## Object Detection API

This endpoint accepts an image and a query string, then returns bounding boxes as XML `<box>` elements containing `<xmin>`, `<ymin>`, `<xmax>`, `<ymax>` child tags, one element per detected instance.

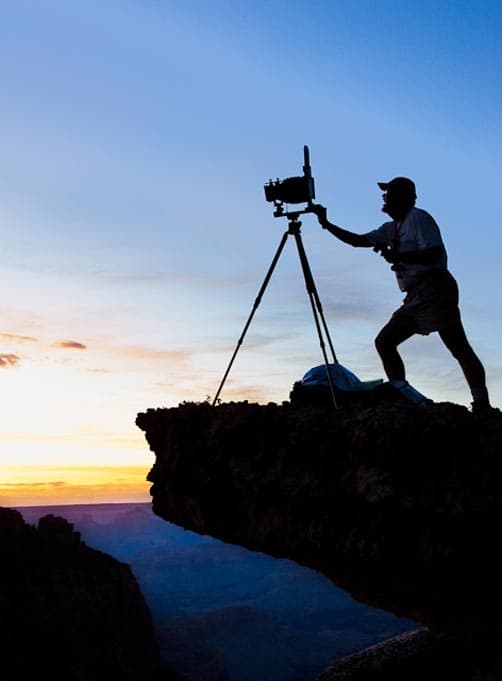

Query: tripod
<box><xmin>212</xmin><ymin>211</ymin><xmax>339</xmax><ymax>408</ymax></box>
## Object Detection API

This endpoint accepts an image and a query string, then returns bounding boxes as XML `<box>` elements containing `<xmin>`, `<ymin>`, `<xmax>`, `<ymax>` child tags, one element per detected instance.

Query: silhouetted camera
<box><xmin>264</xmin><ymin>146</ymin><xmax>315</xmax><ymax>208</ymax></box>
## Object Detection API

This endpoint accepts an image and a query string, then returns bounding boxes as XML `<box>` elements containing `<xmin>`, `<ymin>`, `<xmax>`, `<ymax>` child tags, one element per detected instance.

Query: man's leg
<box><xmin>374</xmin><ymin>313</ymin><xmax>418</xmax><ymax>381</ymax></box>
<box><xmin>438</xmin><ymin>321</ymin><xmax>490</xmax><ymax>407</ymax></box>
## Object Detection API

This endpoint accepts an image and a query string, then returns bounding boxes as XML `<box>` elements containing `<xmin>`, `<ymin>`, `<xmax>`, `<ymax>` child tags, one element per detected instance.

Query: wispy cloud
<box><xmin>99</xmin><ymin>271</ymin><xmax>255</xmax><ymax>288</ymax></box>
<box><xmin>112</xmin><ymin>344</ymin><xmax>191</xmax><ymax>363</ymax></box>
<box><xmin>0</xmin><ymin>353</ymin><xmax>21</xmax><ymax>368</ymax></box>
<box><xmin>324</xmin><ymin>298</ymin><xmax>391</xmax><ymax>323</ymax></box>
<box><xmin>212</xmin><ymin>382</ymin><xmax>279</xmax><ymax>404</ymax></box>
<box><xmin>54</xmin><ymin>340</ymin><xmax>87</xmax><ymax>350</ymax></box>
<box><xmin>0</xmin><ymin>332</ymin><xmax>38</xmax><ymax>343</ymax></box>
<box><xmin>1</xmin><ymin>480</ymin><xmax>66</xmax><ymax>489</ymax></box>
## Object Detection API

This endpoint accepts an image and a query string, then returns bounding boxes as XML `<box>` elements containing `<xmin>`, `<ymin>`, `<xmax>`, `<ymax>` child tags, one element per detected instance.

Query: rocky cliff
<box><xmin>136</xmin><ymin>399</ymin><xmax>502</xmax><ymax>677</ymax></box>
<box><xmin>0</xmin><ymin>507</ymin><xmax>185</xmax><ymax>681</ymax></box>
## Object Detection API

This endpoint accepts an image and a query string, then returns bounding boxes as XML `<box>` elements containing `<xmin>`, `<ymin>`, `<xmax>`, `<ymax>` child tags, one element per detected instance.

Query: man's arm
<box><xmin>311</xmin><ymin>204</ymin><xmax>372</xmax><ymax>248</ymax></box>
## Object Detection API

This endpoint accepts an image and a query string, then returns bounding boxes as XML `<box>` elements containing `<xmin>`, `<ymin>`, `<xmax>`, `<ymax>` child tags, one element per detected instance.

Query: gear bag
<box><xmin>289</xmin><ymin>363</ymin><xmax>428</xmax><ymax>407</ymax></box>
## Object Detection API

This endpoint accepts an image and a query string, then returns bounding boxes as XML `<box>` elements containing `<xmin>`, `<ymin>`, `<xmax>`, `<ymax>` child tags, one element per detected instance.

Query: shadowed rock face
<box><xmin>136</xmin><ymin>400</ymin><xmax>502</xmax><ymax>650</ymax></box>
<box><xmin>0</xmin><ymin>507</ymin><xmax>184</xmax><ymax>681</ymax></box>
<box><xmin>316</xmin><ymin>628</ymin><xmax>487</xmax><ymax>681</ymax></box>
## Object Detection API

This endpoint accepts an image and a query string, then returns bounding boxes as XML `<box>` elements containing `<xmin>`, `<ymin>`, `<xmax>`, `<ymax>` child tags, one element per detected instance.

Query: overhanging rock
<box><xmin>136</xmin><ymin>400</ymin><xmax>502</xmax><ymax>648</ymax></box>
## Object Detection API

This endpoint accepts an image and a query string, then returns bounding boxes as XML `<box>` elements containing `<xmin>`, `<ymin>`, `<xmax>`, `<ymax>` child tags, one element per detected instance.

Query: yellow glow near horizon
<box><xmin>0</xmin><ymin>464</ymin><xmax>151</xmax><ymax>507</ymax></box>
<box><xmin>0</xmin><ymin>343</ymin><xmax>211</xmax><ymax>507</ymax></box>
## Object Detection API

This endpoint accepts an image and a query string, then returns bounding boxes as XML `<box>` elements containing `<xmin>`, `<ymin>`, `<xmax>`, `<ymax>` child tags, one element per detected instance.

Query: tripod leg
<box><xmin>293</xmin><ymin>230</ymin><xmax>338</xmax><ymax>364</ymax></box>
<box><xmin>212</xmin><ymin>229</ymin><xmax>290</xmax><ymax>406</ymax></box>
<box><xmin>293</xmin><ymin>229</ymin><xmax>339</xmax><ymax>409</ymax></box>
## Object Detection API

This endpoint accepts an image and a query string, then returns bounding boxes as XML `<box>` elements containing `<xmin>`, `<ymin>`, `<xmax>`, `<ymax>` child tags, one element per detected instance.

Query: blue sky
<box><xmin>0</xmin><ymin>1</ymin><xmax>501</xmax><ymax>502</ymax></box>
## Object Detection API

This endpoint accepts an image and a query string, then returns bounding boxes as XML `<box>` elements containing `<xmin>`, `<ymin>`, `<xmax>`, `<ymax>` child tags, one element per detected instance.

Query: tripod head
<box><xmin>271</xmin><ymin>203</ymin><xmax>313</xmax><ymax>220</ymax></box>
<box><xmin>264</xmin><ymin>145</ymin><xmax>316</xmax><ymax>219</ymax></box>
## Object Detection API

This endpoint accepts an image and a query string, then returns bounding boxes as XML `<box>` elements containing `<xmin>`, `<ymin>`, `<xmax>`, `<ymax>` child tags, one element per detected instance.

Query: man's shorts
<box><xmin>389</xmin><ymin>270</ymin><xmax>461</xmax><ymax>336</ymax></box>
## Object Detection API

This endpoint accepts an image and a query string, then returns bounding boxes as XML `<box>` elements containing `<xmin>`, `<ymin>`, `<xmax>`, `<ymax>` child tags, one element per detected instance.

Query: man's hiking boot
<box><xmin>471</xmin><ymin>400</ymin><xmax>499</xmax><ymax>415</ymax></box>
<box><xmin>389</xmin><ymin>379</ymin><xmax>429</xmax><ymax>406</ymax></box>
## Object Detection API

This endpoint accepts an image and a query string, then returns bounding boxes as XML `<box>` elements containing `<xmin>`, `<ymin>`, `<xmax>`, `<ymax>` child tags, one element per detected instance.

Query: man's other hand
<box><xmin>376</xmin><ymin>245</ymin><xmax>400</xmax><ymax>264</ymax></box>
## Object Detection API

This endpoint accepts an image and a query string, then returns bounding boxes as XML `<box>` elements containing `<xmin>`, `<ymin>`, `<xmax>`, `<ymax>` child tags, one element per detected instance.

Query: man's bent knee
<box><xmin>375</xmin><ymin>318</ymin><xmax>417</xmax><ymax>359</ymax></box>
<box><xmin>374</xmin><ymin>331</ymin><xmax>391</xmax><ymax>357</ymax></box>
<box><xmin>375</xmin><ymin>322</ymin><xmax>403</xmax><ymax>353</ymax></box>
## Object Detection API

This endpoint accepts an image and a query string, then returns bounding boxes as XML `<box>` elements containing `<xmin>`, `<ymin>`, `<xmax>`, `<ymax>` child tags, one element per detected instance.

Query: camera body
<box><xmin>264</xmin><ymin>174</ymin><xmax>314</xmax><ymax>204</ymax></box>
<box><xmin>264</xmin><ymin>146</ymin><xmax>315</xmax><ymax>212</ymax></box>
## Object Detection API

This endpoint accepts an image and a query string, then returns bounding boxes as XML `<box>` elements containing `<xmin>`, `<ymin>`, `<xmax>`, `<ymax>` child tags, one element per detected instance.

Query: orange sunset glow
<box><xmin>0</xmin><ymin>465</ymin><xmax>151</xmax><ymax>507</ymax></box>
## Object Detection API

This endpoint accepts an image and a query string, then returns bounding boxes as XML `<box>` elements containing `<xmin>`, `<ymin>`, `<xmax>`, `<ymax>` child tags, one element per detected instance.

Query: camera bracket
<box><xmin>272</xmin><ymin>201</ymin><xmax>314</xmax><ymax>219</ymax></box>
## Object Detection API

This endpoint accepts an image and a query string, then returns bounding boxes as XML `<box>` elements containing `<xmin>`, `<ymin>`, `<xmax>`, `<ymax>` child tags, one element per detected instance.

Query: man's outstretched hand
<box><xmin>310</xmin><ymin>203</ymin><xmax>328</xmax><ymax>225</ymax></box>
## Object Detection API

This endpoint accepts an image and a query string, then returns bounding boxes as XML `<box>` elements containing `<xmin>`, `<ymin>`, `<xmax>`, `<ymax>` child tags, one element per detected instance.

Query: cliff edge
<box><xmin>136</xmin><ymin>399</ymin><xmax>502</xmax><ymax>661</ymax></box>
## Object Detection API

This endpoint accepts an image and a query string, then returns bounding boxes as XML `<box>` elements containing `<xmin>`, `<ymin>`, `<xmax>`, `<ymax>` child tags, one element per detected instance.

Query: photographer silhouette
<box><xmin>312</xmin><ymin>177</ymin><xmax>494</xmax><ymax>414</ymax></box>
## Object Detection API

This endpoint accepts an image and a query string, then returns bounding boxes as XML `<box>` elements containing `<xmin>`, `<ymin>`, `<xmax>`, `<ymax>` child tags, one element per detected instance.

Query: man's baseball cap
<box><xmin>377</xmin><ymin>177</ymin><xmax>416</xmax><ymax>198</ymax></box>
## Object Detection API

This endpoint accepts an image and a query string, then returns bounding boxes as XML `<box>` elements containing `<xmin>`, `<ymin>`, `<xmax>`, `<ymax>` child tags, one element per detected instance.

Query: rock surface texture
<box><xmin>137</xmin><ymin>400</ymin><xmax>502</xmax><ymax>678</ymax></box>
<box><xmin>0</xmin><ymin>507</ymin><xmax>184</xmax><ymax>681</ymax></box>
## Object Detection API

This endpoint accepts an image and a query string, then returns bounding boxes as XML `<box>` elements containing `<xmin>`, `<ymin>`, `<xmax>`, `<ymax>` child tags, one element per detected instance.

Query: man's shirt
<box><xmin>364</xmin><ymin>207</ymin><xmax>448</xmax><ymax>292</ymax></box>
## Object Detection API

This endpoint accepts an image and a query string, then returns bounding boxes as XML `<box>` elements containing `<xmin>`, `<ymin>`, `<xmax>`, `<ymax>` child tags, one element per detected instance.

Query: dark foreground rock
<box><xmin>0</xmin><ymin>507</ymin><xmax>186</xmax><ymax>681</ymax></box>
<box><xmin>317</xmin><ymin>627</ymin><xmax>493</xmax><ymax>681</ymax></box>
<box><xmin>136</xmin><ymin>400</ymin><xmax>502</xmax><ymax>677</ymax></box>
